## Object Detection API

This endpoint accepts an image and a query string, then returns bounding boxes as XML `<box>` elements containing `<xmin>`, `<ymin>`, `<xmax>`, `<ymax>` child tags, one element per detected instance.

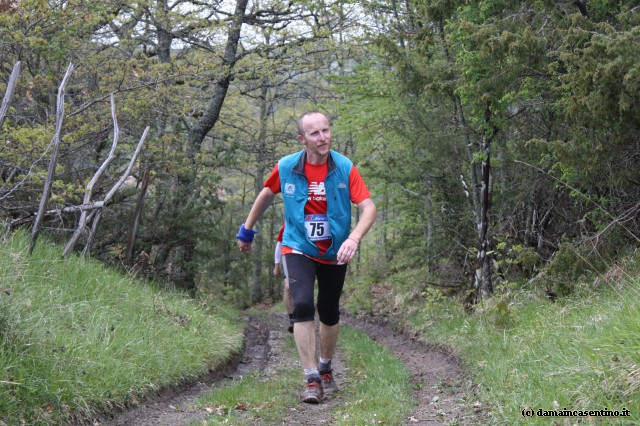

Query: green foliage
<box><xmin>355</xmin><ymin>0</ymin><xmax>640</xmax><ymax>299</ymax></box>
<box><xmin>475</xmin><ymin>294</ymin><xmax>515</xmax><ymax>329</ymax></box>
<box><xmin>545</xmin><ymin>226</ymin><xmax>632</xmax><ymax>297</ymax></box>
<box><xmin>1</xmin><ymin>0</ymin><xmax>638</xmax><ymax>311</ymax></box>
<box><xmin>1</xmin><ymin>0</ymin><xmax>349</xmax><ymax>304</ymax></box>
<box><xmin>545</xmin><ymin>242</ymin><xmax>600</xmax><ymax>296</ymax></box>
<box><xmin>200</xmin><ymin>280</ymin><xmax>251</xmax><ymax>310</ymax></box>
<box><xmin>419</xmin><ymin>285</ymin><xmax>447</xmax><ymax>317</ymax></box>
<box><xmin>492</xmin><ymin>239</ymin><xmax>540</xmax><ymax>280</ymax></box>
<box><xmin>330</xmin><ymin>60</ymin><xmax>473</xmax><ymax>279</ymax></box>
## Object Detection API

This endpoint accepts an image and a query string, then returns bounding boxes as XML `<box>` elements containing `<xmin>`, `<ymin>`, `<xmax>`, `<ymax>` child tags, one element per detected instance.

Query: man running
<box><xmin>236</xmin><ymin>110</ymin><xmax>377</xmax><ymax>403</ymax></box>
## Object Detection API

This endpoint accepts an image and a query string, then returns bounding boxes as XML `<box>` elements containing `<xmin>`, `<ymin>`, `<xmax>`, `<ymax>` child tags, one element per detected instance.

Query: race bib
<box><xmin>304</xmin><ymin>214</ymin><xmax>331</xmax><ymax>241</ymax></box>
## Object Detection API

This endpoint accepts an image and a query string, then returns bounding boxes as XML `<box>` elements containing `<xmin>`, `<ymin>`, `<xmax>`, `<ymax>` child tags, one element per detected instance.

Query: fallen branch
<box><xmin>9</xmin><ymin>202</ymin><xmax>106</xmax><ymax>228</ymax></box>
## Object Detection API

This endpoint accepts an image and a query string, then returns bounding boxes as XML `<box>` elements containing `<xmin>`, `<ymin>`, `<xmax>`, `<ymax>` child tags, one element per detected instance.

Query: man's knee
<box><xmin>294</xmin><ymin>300</ymin><xmax>315</xmax><ymax>321</ymax></box>
<box><xmin>317</xmin><ymin>304</ymin><xmax>340</xmax><ymax>326</ymax></box>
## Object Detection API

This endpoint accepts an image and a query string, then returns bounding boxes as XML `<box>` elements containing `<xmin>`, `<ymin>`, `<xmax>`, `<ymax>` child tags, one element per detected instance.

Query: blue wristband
<box><xmin>236</xmin><ymin>223</ymin><xmax>259</xmax><ymax>242</ymax></box>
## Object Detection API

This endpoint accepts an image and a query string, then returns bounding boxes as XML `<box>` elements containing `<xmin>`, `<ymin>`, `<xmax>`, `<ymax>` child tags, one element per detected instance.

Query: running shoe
<box><xmin>302</xmin><ymin>378</ymin><xmax>324</xmax><ymax>403</ymax></box>
<box><xmin>320</xmin><ymin>372</ymin><xmax>338</xmax><ymax>394</ymax></box>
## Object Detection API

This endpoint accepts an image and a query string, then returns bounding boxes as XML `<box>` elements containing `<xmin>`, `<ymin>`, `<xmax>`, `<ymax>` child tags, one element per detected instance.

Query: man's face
<box><xmin>298</xmin><ymin>113</ymin><xmax>331</xmax><ymax>160</ymax></box>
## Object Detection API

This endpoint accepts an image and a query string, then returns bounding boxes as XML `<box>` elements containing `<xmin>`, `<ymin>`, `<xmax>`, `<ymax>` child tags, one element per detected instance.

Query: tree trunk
<box><xmin>153</xmin><ymin>0</ymin><xmax>248</xmax><ymax>291</ymax></box>
<box><xmin>0</xmin><ymin>61</ymin><xmax>20</xmax><ymax>132</ymax></box>
<box><xmin>64</xmin><ymin>125</ymin><xmax>148</xmax><ymax>258</ymax></box>
<box><xmin>453</xmin><ymin>94</ymin><xmax>481</xmax><ymax>225</ymax></box>
<box><xmin>186</xmin><ymin>0</ymin><xmax>249</xmax><ymax>159</ymax></box>
<box><xmin>156</xmin><ymin>0</ymin><xmax>173</xmax><ymax>63</ymax></box>
<box><xmin>472</xmin><ymin>106</ymin><xmax>498</xmax><ymax>302</ymax></box>
<box><xmin>250</xmin><ymin>83</ymin><xmax>271</xmax><ymax>303</ymax></box>
<box><xmin>125</xmin><ymin>164</ymin><xmax>151</xmax><ymax>265</ymax></box>
<box><xmin>63</xmin><ymin>93</ymin><xmax>119</xmax><ymax>257</ymax></box>
<box><xmin>425</xmin><ymin>176</ymin><xmax>434</xmax><ymax>270</ymax></box>
<box><xmin>30</xmin><ymin>63</ymin><xmax>74</xmax><ymax>254</ymax></box>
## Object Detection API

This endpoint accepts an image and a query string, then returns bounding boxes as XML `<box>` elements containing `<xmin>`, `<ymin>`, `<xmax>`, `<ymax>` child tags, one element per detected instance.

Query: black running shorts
<box><xmin>282</xmin><ymin>253</ymin><xmax>347</xmax><ymax>326</ymax></box>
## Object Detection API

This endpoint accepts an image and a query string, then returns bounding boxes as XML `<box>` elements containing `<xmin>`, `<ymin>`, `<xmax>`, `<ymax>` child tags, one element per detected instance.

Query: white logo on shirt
<box><xmin>284</xmin><ymin>183</ymin><xmax>295</xmax><ymax>196</ymax></box>
<box><xmin>308</xmin><ymin>182</ymin><xmax>326</xmax><ymax>201</ymax></box>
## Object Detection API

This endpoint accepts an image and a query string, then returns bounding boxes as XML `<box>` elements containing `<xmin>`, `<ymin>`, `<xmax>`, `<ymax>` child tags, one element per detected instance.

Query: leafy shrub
<box><xmin>545</xmin><ymin>242</ymin><xmax>603</xmax><ymax>296</ymax></box>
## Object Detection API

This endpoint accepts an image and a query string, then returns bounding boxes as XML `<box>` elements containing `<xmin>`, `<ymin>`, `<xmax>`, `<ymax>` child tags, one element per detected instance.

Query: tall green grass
<box><xmin>0</xmin><ymin>231</ymin><xmax>244</xmax><ymax>424</ymax></box>
<box><xmin>380</xmin><ymin>257</ymin><xmax>640</xmax><ymax>425</ymax></box>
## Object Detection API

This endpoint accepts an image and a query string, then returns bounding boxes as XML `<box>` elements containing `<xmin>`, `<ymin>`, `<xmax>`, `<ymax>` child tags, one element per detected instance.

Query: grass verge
<box><xmin>345</xmin><ymin>254</ymin><xmax>640</xmax><ymax>425</ymax></box>
<box><xmin>0</xmin><ymin>230</ymin><xmax>244</xmax><ymax>424</ymax></box>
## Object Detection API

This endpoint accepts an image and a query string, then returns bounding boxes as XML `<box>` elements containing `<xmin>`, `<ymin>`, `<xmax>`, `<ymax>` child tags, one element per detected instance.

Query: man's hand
<box><xmin>336</xmin><ymin>237</ymin><xmax>359</xmax><ymax>264</ymax></box>
<box><xmin>336</xmin><ymin>198</ymin><xmax>376</xmax><ymax>264</ymax></box>
<box><xmin>236</xmin><ymin>223</ymin><xmax>259</xmax><ymax>254</ymax></box>
<box><xmin>237</xmin><ymin>240</ymin><xmax>252</xmax><ymax>254</ymax></box>
<box><xmin>273</xmin><ymin>263</ymin><xmax>282</xmax><ymax>277</ymax></box>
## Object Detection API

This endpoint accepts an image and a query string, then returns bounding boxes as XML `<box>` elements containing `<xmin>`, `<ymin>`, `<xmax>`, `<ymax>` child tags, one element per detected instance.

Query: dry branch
<box><xmin>9</xmin><ymin>202</ymin><xmax>106</xmax><ymax>228</ymax></box>
<box><xmin>29</xmin><ymin>63</ymin><xmax>74</xmax><ymax>254</ymax></box>
<box><xmin>101</xmin><ymin>126</ymin><xmax>149</xmax><ymax>206</ymax></box>
<box><xmin>81</xmin><ymin>126</ymin><xmax>149</xmax><ymax>257</ymax></box>
<box><xmin>0</xmin><ymin>61</ymin><xmax>20</xmax><ymax>132</ymax></box>
<box><xmin>62</xmin><ymin>94</ymin><xmax>120</xmax><ymax>257</ymax></box>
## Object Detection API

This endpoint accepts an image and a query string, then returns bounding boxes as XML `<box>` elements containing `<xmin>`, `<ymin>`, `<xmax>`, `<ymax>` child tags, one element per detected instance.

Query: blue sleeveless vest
<box><xmin>279</xmin><ymin>150</ymin><xmax>353</xmax><ymax>260</ymax></box>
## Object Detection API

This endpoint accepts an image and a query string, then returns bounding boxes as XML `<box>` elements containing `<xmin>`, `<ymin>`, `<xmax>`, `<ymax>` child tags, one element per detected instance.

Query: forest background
<box><xmin>1</xmin><ymin>0</ymin><xmax>639</xmax><ymax>312</ymax></box>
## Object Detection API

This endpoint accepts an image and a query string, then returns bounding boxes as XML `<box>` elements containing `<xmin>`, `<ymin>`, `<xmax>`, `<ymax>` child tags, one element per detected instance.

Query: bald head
<box><xmin>297</xmin><ymin>111</ymin><xmax>330</xmax><ymax>136</ymax></box>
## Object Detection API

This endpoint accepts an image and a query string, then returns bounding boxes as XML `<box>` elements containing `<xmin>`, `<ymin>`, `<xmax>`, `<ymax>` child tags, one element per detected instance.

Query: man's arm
<box><xmin>237</xmin><ymin>187</ymin><xmax>277</xmax><ymax>253</ymax></box>
<box><xmin>336</xmin><ymin>197</ymin><xmax>377</xmax><ymax>264</ymax></box>
<box><xmin>273</xmin><ymin>240</ymin><xmax>283</xmax><ymax>277</ymax></box>
<box><xmin>349</xmin><ymin>198</ymin><xmax>377</xmax><ymax>242</ymax></box>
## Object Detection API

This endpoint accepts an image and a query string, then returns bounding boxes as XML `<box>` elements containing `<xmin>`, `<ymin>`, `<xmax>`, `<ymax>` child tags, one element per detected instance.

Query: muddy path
<box><xmin>97</xmin><ymin>311</ymin><xmax>486</xmax><ymax>425</ymax></box>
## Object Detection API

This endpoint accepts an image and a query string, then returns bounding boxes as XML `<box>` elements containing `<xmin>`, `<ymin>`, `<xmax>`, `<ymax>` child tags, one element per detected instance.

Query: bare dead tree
<box><xmin>9</xmin><ymin>122</ymin><xmax>149</xmax><ymax>254</ymax></box>
<box><xmin>3</xmin><ymin>61</ymin><xmax>150</xmax><ymax>259</ymax></box>
<box><xmin>81</xmin><ymin>126</ymin><xmax>149</xmax><ymax>257</ymax></box>
<box><xmin>62</xmin><ymin>94</ymin><xmax>120</xmax><ymax>257</ymax></box>
<box><xmin>29</xmin><ymin>63</ymin><xmax>74</xmax><ymax>254</ymax></box>
<box><xmin>0</xmin><ymin>61</ymin><xmax>20</xmax><ymax>132</ymax></box>
<box><xmin>62</xmin><ymin>125</ymin><xmax>149</xmax><ymax>258</ymax></box>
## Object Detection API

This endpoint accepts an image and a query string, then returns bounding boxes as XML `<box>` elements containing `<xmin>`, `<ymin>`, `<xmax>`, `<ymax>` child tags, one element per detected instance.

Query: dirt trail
<box><xmin>97</xmin><ymin>312</ymin><xmax>485</xmax><ymax>425</ymax></box>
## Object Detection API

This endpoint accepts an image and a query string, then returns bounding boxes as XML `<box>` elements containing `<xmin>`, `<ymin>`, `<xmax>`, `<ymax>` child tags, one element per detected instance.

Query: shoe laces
<box><xmin>321</xmin><ymin>373</ymin><xmax>333</xmax><ymax>381</ymax></box>
<box><xmin>308</xmin><ymin>380</ymin><xmax>321</xmax><ymax>389</ymax></box>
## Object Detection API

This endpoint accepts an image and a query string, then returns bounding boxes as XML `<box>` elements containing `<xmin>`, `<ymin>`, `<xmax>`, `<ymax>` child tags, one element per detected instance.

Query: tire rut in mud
<box><xmin>96</xmin><ymin>312</ymin><xmax>486</xmax><ymax>425</ymax></box>
<box><xmin>96</xmin><ymin>314</ymin><xmax>272</xmax><ymax>426</ymax></box>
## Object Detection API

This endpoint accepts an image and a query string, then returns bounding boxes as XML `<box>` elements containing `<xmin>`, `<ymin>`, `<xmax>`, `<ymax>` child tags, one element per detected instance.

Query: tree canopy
<box><xmin>1</xmin><ymin>0</ymin><xmax>638</xmax><ymax>306</ymax></box>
